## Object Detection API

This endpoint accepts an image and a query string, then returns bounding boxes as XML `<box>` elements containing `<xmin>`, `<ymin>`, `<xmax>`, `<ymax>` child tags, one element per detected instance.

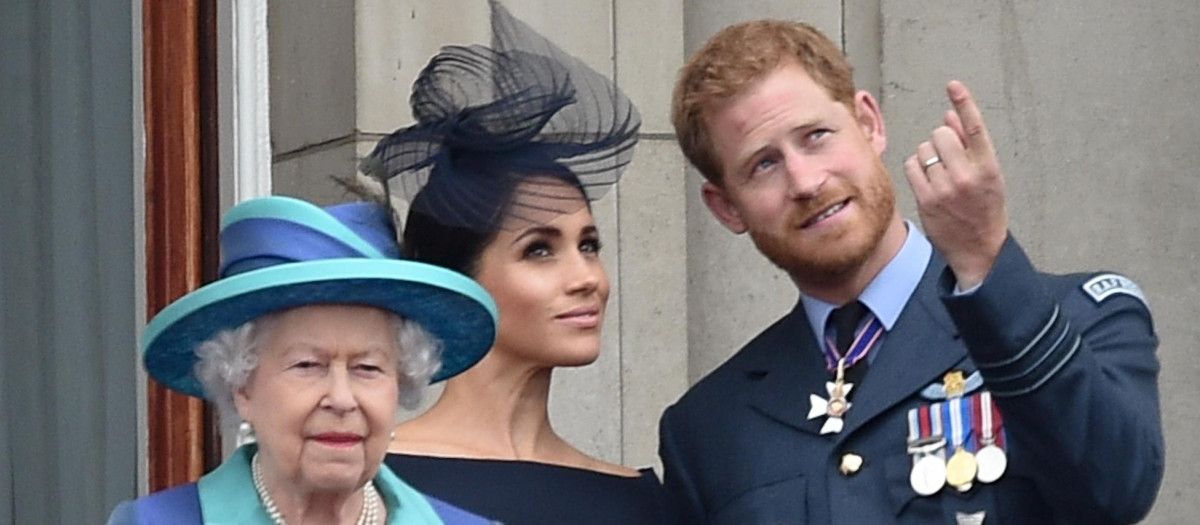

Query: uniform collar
<box><xmin>801</xmin><ymin>221</ymin><xmax>932</xmax><ymax>341</ymax></box>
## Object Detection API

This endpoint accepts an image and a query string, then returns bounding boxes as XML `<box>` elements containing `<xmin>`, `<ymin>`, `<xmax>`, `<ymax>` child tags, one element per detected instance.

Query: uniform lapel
<box><xmin>747</xmin><ymin>302</ymin><xmax>834</xmax><ymax>436</ymax></box>
<box><xmin>837</xmin><ymin>255</ymin><xmax>966</xmax><ymax>439</ymax></box>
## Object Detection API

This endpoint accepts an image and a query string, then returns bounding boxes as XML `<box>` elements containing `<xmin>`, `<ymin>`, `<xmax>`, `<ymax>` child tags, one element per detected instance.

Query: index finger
<box><xmin>947</xmin><ymin>80</ymin><xmax>995</xmax><ymax>157</ymax></box>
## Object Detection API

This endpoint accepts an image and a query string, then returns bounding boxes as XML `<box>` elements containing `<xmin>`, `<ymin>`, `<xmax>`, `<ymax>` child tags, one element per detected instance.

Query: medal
<box><xmin>945</xmin><ymin>448</ymin><xmax>978</xmax><ymax>491</ymax></box>
<box><xmin>910</xmin><ymin>454</ymin><xmax>947</xmax><ymax>496</ymax></box>
<box><xmin>808</xmin><ymin>358</ymin><xmax>854</xmax><ymax>434</ymax></box>
<box><xmin>809</xmin><ymin>313</ymin><xmax>885</xmax><ymax>434</ymax></box>
<box><xmin>943</xmin><ymin>395</ymin><xmax>976</xmax><ymax>491</ymax></box>
<box><xmin>975</xmin><ymin>444</ymin><xmax>1007</xmax><ymax>483</ymax></box>
<box><xmin>974</xmin><ymin>392</ymin><xmax>1008</xmax><ymax>483</ymax></box>
<box><xmin>906</xmin><ymin>405</ymin><xmax>948</xmax><ymax>496</ymax></box>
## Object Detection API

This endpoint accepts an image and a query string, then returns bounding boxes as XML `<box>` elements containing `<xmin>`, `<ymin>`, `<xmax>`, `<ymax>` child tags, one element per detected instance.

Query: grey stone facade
<box><xmin>270</xmin><ymin>2</ymin><xmax>1200</xmax><ymax>521</ymax></box>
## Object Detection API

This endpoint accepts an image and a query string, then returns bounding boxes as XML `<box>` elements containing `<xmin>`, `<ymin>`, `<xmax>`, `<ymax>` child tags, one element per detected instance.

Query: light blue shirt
<box><xmin>801</xmin><ymin>222</ymin><xmax>932</xmax><ymax>359</ymax></box>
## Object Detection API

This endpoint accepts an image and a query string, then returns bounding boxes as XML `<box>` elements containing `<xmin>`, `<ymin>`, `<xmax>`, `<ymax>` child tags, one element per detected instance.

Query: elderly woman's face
<box><xmin>234</xmin><ymin>304</ymin><xmax>399</xmax><ymax>493</ymax></box>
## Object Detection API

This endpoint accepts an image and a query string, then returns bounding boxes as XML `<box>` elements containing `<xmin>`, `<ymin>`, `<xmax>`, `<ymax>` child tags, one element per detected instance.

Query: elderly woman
<box><xmin>108</xmin><ymin>196</ymin><xmax>499</xmax><ymax>524</ymax></box>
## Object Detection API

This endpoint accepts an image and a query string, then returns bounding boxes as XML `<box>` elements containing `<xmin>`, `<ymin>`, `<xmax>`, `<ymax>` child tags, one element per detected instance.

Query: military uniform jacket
<box><xmin>659</xmin><ymin>236</ymin><xmax>1163</xmax><ymax>524</ymax></box>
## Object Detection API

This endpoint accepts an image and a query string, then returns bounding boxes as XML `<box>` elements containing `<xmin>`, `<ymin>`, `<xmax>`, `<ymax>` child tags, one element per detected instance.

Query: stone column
<box><xmin>879</xmin><ymin>3</ymin><xmax>1199</xmax><ymax>522</ymax></box>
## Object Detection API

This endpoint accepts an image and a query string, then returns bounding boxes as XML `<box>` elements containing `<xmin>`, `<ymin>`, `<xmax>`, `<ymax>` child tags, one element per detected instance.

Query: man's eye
<box><xmin>752</xmin><ymin>157</ymin><xmax>778</xmax><ymax>174</ymax></box>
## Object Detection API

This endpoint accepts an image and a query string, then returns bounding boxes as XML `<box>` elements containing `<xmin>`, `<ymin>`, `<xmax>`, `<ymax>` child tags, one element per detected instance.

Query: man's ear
<box><xmin>701</xmin><ymin>181</ymin><xmax>748</xmax><ymax>234</ymax></box>
<box><xmin>853</xmin><ymin>90</ymin><xmax>887</xmax><ymax>156</ymax></box>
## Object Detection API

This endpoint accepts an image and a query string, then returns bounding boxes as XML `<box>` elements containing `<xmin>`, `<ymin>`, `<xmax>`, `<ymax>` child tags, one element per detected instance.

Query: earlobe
<box><xmin>701</xmin><ymin>181</ymin><xmax>748</xmax><ymax>234</ymax></box>
<box><xmin>854</xmin><ymin>91</ymin><xmax>887</xmax><ymax>155</ymax></box>
<box><xmin>233</xmin><ymin>386</ymin><xmax>253</xmax><ymax>422</ymax></box>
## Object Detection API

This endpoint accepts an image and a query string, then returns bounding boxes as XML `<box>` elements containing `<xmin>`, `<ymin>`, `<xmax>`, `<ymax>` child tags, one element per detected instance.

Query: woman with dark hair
<box><xmin>363</xmin><ymin>2</ymin><xmax>674</xmax><ymax>523</ymax></box>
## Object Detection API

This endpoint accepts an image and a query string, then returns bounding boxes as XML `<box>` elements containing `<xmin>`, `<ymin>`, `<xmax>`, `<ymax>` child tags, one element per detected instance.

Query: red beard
<box><xmin>748</xmin><ymin>158</ymin><xmax>897</xmax><ymax>287</ymax></box>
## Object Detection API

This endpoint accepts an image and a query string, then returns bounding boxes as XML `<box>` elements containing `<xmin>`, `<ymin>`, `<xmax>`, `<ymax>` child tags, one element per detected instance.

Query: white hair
<box><xmin>193</xmin><ymin>311</ymin><xmax>443</xmax><ymax>426</ymax></box>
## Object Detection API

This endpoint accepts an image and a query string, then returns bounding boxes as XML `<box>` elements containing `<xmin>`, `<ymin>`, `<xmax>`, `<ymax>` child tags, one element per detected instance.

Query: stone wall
<box><xmin>270</xmin><ymin>2</ymin><xmax>1199</xmax><ymax>519</ymax></box>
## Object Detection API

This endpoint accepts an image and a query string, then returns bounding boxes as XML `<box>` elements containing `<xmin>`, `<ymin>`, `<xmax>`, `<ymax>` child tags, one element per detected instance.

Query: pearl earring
<box><xmin>237</xmin><ymin>421</ymin><xmax>257</xmax><ymax>447</ymax></box>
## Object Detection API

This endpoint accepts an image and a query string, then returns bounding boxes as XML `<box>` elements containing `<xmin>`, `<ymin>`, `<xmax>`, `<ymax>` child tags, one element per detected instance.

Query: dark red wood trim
<box><xmin>143</xmin><ymin>0</ymin><xmax>220</xmax><ymax>491</ymax></box>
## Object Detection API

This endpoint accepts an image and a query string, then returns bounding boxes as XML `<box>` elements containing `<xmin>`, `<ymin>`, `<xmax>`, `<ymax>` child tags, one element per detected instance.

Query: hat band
<box><xmin>219</xmin><ymin>218</ymin><xmax>385</xmax><ymax>277</ymax></box>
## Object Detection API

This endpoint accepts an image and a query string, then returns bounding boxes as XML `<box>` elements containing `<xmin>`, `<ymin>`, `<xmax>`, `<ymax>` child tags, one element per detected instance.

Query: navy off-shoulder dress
<box><xmin>385</xmin><ymin>453</ymin><xmax>677</xmax><ymax>524</ymax></box>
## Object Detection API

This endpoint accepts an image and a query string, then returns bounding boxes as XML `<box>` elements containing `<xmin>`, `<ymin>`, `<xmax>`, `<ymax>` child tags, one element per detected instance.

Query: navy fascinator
<box><xmin>361</xmin><ymin>0</ymin><xmax>641</xmax><ymax>232</ymax></box>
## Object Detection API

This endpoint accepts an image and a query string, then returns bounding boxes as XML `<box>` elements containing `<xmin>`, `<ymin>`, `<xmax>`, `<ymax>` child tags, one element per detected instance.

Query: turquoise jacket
<box><xmin>108</xmin><ymin>445</ymin><xmax>494</xmax><ymax>524</ymax></box>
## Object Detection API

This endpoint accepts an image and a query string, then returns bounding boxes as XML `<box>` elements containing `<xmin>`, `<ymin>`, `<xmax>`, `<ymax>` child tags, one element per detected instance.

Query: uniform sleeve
<box><xmin>941</xmin><ymin>235</ymin><xmax>1163</xmax><ymax>524</ymax></box>
<box><xmin>659</xmin><ymin>405</ymin><xmax>706</xmax><ymax>524</ymax></box>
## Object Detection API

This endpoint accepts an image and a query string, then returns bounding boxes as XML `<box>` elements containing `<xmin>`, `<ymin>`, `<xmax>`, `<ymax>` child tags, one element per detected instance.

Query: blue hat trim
<box><xmin>142</xmin><ymin>197</ymin><xmax>498</xmax><ymax>398</ymax></box>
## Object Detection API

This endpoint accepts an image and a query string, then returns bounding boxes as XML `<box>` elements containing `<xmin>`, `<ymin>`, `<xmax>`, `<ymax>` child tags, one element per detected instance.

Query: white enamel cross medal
<box><xmin>808</xmin><ymin>358</ymin><xmax>853</xmax><ymax>434</ymax></box>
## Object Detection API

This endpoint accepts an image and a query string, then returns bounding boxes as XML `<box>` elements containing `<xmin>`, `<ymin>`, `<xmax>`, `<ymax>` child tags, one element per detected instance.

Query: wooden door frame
<box><xmin>142</xmin><ymin>0</ymin><xmax>221</xmax><ymax>491</ymax></box>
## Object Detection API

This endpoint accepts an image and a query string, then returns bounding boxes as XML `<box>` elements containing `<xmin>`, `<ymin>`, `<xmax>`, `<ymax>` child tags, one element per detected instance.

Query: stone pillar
<box><xmin>879</xmin><ymin>3</ymin><xmax>1199</xmax><ymax>522</ymax></box>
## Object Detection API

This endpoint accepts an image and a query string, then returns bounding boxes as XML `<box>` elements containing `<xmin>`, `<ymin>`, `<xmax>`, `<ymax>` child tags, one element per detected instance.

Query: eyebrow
<box><xmin>735</xmin><ymin>144</ymin><xmax>773</xmax><ymax>175</ymax></box>
<box><xmin>277</xmin><ymin>343</ymin><xmax>394</xmax><ymax>359</ymax></box>
<box><xmin>734</xmin><ymin>119</ymin><xmax>826</xmax><ymax>175</ymax></box>
<box><xmin>510</xmin><ymin>223</ymin><xmax>600</xmax><ymax>245</ymax></box>
<box><xmin>512</xmin><ymin>226</ymin><xmax>562</xmax><ymax>245</ymax></box>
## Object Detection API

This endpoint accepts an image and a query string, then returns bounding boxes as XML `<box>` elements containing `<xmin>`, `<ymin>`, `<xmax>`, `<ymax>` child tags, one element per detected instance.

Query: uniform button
<box><xmin>840</xmin><ymin>453</ymin><xmax>864</xmax><ymax>475</ymax></box>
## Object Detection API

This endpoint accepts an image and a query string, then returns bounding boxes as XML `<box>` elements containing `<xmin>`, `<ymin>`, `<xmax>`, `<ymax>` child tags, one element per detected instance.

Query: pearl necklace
<box><xmin>251</xmin><ymin>452</ymin><xmax>380</xmax><ymax>525</ymax></box>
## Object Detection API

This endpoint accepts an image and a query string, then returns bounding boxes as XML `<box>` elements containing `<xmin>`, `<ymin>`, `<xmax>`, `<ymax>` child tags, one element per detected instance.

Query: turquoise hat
<box><xmin>142</xmin><ymin>196</ymin><xmax>498</xmax><ymax>398</ymax></box>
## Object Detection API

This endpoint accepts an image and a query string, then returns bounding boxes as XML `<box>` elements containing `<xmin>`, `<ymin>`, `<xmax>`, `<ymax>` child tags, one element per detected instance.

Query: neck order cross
<box><xmin>807</xmin><ymin>301</ymin><xmax>885</xmax><ymax>434</ymax></box>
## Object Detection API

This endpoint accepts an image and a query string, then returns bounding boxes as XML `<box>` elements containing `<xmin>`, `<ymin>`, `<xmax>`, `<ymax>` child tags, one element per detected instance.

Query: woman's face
<box><xmin>474</xmin><ymin>190</ymin><xmax>610</xmax><ymax>367</ymax></box>
<box><xmin>234</xmin><ymin>304</ymin><xmax>400</xmax><ymax>494</ymax></box>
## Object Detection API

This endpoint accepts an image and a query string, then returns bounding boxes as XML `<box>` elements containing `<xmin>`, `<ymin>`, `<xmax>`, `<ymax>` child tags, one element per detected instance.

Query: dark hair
<box><xmin>401</xmin><ymin>161</ymin><xmax>589</xmax><ymax>277</ymax></box>
<box><xmin>401</xmin><ymin>202</ymin><xmax>505</xmax><ymax>278</ymax></box>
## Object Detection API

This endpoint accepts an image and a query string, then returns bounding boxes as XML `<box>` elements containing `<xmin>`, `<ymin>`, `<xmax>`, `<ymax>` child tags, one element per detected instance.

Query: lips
<box><xmin>311</xmin><ymin>432</ymin><xmax>363</xmax><ymax>448</ymax></box>
<box><xmin>555</xmin><ymin>305</ymin><xmax>602</xmax><ymax>328</ymax></box>
<box><xmin>801</xmin><ymin>199</ymin><xmax>849</xmax><ymax>228</ymax></box>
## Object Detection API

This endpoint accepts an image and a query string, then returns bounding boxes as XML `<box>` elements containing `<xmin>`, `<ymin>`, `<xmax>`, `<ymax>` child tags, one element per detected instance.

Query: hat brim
<box><xmin>142</xmin><ymin>259</ymin><xmax>498</xmax><ymax>398</ymax></box>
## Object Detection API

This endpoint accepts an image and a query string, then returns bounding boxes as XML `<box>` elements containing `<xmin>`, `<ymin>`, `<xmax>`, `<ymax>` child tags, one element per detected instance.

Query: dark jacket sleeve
<box><xmin>941</xmin><ymin>235</ymin><xmax>1163</xmax><ymax>524</ymax></box>
<box><xmin>659</xmin><ymin>404</ymin><xmax>706</xmax><ymax>524</ymax></box>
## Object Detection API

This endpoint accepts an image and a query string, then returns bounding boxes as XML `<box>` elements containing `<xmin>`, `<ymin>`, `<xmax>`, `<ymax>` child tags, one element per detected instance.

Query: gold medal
<box><xmin>945</xmin><ymin>447</ymin><xmax>978</xmax><ymax>490</ymax></box>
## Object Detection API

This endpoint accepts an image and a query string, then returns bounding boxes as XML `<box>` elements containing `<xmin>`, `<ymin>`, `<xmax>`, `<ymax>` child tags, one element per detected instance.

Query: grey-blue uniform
<box><xmin>658</xmin><ymin>235</ymin><xmax>1162</xmax><ymax>524</ymax></box>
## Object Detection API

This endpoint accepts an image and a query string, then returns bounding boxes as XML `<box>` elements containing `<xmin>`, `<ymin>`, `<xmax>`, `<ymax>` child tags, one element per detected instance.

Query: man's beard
<box><xmin>748</xmin><ymin>160</ymin><xmax>896</xmax><ymax>287</ymax></box>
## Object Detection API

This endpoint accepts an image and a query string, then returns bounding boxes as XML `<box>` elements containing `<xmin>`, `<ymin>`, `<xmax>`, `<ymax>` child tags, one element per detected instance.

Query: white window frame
<box><xmin>219</xmin><ymin>0</ymin><xmax>273</xmax><ymax>215</ymax></box>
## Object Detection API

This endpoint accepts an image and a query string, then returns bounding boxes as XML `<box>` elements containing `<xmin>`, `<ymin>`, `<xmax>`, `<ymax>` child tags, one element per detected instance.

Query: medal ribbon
<box><xmin>978</xmin><ymin>391</ymin><xmax>1006</xmax><ymax>449</ymax></box>
<box><xmin>971</xmin><ymin>392</ymin><xmax>985</xmax><ymax>451</ymax></box>
<box><xmin>944</xmin><ymin>396</ymin><xmax>974</xmax><ymax>451</ymax></box>
<box><xmin>822</xmin><ymin>313</ymin><xmax>884</xmax><ymax>371</ymax></box>
<box><xmin>908</xmin><ymin>403</ymin><xmax>949</xmax><ymax>466</ymax></box>
<box><xmin>930</xmin><ymin>403</ymin><xmax>945</xmax><ymax>460</ymax></box>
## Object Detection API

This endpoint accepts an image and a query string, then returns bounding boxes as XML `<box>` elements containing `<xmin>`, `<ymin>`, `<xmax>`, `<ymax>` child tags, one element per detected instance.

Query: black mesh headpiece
<box><xmin>361</xmin><ymin>0</ymin><xmax>641</xmax><ymax>232</ymax></box>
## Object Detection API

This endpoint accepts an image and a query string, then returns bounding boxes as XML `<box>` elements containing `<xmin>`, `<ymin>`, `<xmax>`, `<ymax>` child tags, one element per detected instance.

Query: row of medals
<box><xmin>907</xmin><ymin>373</ymin><xmax>1008</xmax><ymax>496</ymax></box>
